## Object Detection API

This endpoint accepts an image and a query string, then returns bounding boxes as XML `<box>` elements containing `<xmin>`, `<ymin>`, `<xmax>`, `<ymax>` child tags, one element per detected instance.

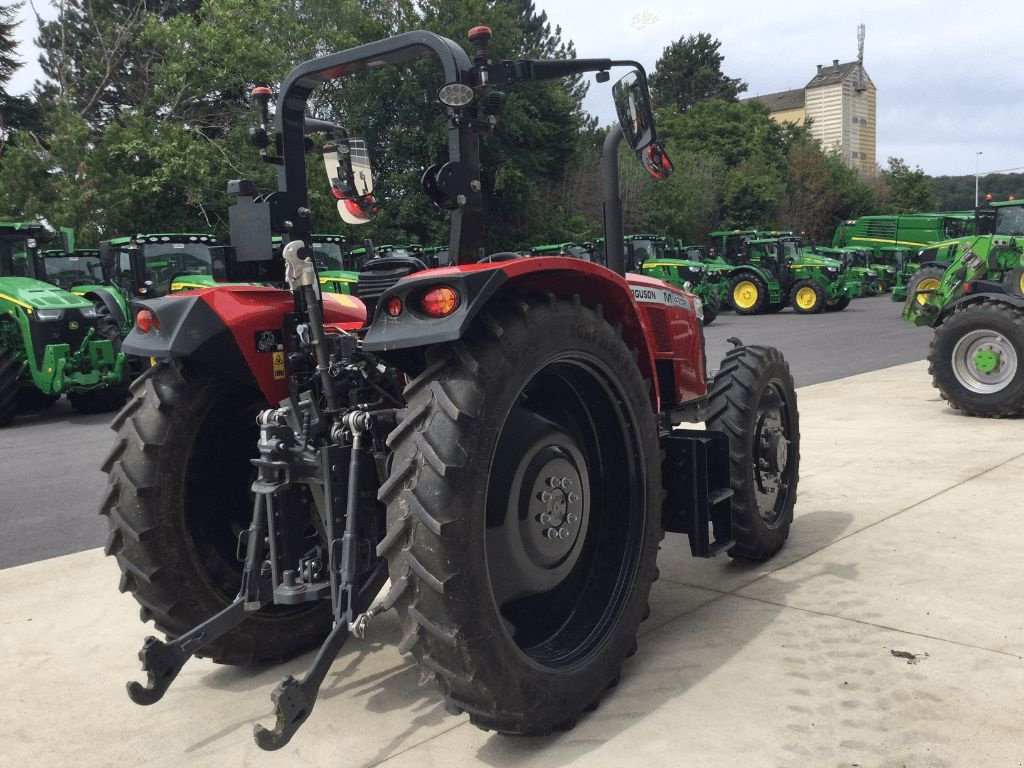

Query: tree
<box><xmin>0</xmin><ymin>1</ymin><xmax>37</xmax><ymax>150</ymax></box>
<box><xmin>650</xmin><ymin>33</ymin><xmax>746</xmax><ymax>112</ymax></box>
<box><xmin>781</xmin><ymin>140</ymin><xmax>879</xmax><ymax>243</ymax></box>
<box><xmin>882</xmin><ymin>156</ymin><xmax>937</xmax><ymax>213</ymax></box>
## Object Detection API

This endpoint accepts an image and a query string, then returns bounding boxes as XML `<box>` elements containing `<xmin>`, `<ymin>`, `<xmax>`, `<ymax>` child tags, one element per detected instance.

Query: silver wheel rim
<box><xmin>951</xmin><ymin>329</ymin><xmax>1019</xmax><ymax>394</ymax></box>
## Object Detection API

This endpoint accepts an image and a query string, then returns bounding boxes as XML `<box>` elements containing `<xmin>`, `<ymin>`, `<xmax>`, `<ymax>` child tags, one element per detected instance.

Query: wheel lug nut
<box><xmin>558</xmin><ymin>528</ymin><xmax>570</xmax><ymax>539</ymax></box>
<box><xmin>566</xmin><ymin>513</ymin><xmax>577</xmax><ymax>525</ymax></box>
<box><xmin>540</xmin><ymin>513</ymin><xmax>552</xmax><ymax>525</ymax></box>
<box><xmin>561</xmin><ymin>477</ymin><xmax>571</xmax><ymax>488</ymax></box>
<box><xmin>545</xmin><ymin>528</ymin><xmax>560</xmax><ymax>539</ymax></box>
<box><xmin>567</xmin><ymin>492</ymin><xmax>579</xmax><ymax>504</ymax></box>
<box><xmin>548</xmin><ymin>476</ymin><xmax>561</xmax><ymax>488</ymax></box>
<box><xmin>539</xmin><ymin>490</ymin><xmax>551</xmax><ymax>502</ymax></box>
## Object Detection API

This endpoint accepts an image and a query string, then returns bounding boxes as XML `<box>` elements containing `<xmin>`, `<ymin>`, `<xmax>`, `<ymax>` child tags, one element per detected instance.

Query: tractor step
<box><xmin>660</xmin><ymin>429</ymin><xmax>734</xmax><ymax>557</ymax></box>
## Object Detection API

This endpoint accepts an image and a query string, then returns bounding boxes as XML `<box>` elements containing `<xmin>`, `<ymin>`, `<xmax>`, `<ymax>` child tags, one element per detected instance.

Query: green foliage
<box><xmin>0</xmin><ymin>1</ymin><xmax>19</xmax><ymax>83</ymax></box>
<box><xmin>650</xmin><ymin>33</ymin><xmax>746</xmax><ymax>112</ymax></box>
<box><xmin>882</xmin><ymin>156</ymin><xmax>938</xmax><ymax>213</ymax></box>
<box><xmin>0</xmin><ymin>1</ymin><xmax>900</xmax><ymax>256</ymax></box>
<box><xmin>783</xmin><ymin>141</ymin><xmax>879</xmax><ymax>242</ymax></box>
<box><xmin>932</xmin><ymin>172</ymin><xmax>1024</xmax><ymax>210</ymax></box>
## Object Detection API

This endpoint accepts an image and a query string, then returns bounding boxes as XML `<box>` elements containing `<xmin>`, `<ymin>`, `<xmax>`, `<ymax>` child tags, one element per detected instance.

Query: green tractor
<box><xmin>902</xmin><ymin>200</ymin><xmax>1024</xmax><ymax>416</ymax></box>
<box><xmin>0</xmin><ymin>222</ymin><xmax>127</xmax><ymax>422</ymax></box>
<box><xmin>813</xmin><ymin>246</ymin><xmax>880</xmax><ymax>296</ymax></box>
<box><xmin>634</xmin><ymin>238</ymin><xmax>726</xmax><ymax>324</ymax></box>
<box><xmin>297</xmin><ymin>234</ymin><xmax>359</xmax><ymax>295</ymax></box>
<box><xmin>831</xmin><ymin>212</ymin><xmax>978</xmax><ymax>303</ymax></box>
<box><xmin>722</xmin><ymin>235</ymin><xmax>857</xmax><ymax>314</ymax></box>
<box><xmin>100</xmin><ymin>233</ymin><xmax>223</xmax><ymax>301</ymax></box>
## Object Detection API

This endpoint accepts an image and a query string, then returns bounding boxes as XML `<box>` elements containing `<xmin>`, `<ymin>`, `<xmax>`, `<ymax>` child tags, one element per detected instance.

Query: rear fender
<box><xmin>122</xmin><ymin>286</ymin><xmax>366</xmax><ymax>403</ymax></box>
<box><xmin>361</xmin><ymin>258</ymin><xmax>709</xmax><ymax>409</ymax></box>
<box><xmin>82</xmin><ymin>287</ymin><xmax>127</xmax><ymax>329</ymax></box>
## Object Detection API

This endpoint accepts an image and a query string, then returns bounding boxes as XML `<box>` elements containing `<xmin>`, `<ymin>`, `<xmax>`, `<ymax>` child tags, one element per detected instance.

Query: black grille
<box><xmin>28</xmin><ymin>309</ymin><xmax>97</xmax><ymax>367</ymax></box>
<box><xmin>354</xmin><ymin>255</ymin><xmax>427</xmax><ymax>320</ymax></box>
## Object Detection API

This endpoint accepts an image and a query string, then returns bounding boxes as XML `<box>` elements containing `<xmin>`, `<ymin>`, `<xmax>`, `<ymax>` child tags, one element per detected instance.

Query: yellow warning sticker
<box><xmin>272</xmin><ymin>351</ymin><xmax>286</xmax><ymax>380</ymax></box>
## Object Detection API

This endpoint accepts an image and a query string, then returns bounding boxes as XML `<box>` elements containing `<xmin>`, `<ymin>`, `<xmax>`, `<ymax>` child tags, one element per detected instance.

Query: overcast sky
<box><xmin>8</xmin><ymin>1</ymin><xmax>1023</xmax><ymax>180</ymax></box>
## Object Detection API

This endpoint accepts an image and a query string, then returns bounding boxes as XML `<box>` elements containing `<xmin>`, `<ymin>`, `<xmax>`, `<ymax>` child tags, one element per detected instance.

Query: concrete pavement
<box><xmin>3</xmin><ymin>360</ymin><xmax>1023</xmax><ymax>767</ymax></box>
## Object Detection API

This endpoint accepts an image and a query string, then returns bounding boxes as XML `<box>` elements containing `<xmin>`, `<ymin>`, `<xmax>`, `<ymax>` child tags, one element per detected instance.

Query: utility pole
<box><xmin>975</xmin><ymin>151</ymin><xmax>984</xmax><ymax>207</ymax></box>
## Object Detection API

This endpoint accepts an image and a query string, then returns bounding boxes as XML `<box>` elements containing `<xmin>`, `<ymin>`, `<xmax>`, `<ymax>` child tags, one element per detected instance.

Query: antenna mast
<box><xmin>856</xmin><ymin>24</ymin><xmax>866</xmax><ymax>91</ymax></box>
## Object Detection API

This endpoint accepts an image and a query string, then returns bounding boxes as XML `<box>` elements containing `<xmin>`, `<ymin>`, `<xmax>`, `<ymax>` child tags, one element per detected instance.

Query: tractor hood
<box><xmin>0</xmin><ymin>277</ymin><xmax>94</xmax><ymax>312</ymax></box>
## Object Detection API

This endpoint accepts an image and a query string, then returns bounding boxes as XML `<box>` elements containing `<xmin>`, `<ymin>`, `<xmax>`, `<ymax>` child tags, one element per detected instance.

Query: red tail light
<box><xmin>136</xmin><ymin>309</ymin><xmax>159</xmax><ymax>333</ymax></box>
<box><xmin>420</xmin><ymin>287</ymin><xmax>459</xmax><ymax>318</ymax></box>
<box><xmin>385</xmin><ymin>297</ymin><xmax>403</xmax><ymax>317</ymax></box>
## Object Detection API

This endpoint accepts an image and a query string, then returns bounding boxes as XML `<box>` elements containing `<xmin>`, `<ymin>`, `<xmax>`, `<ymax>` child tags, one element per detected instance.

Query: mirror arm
<box><xmin>602</xmin><ymin>124</ymin><xmax>626</xmax><ymax>277</ymax></box>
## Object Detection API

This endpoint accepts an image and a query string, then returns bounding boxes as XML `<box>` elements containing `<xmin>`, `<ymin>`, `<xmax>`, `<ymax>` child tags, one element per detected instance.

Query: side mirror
<box><xmin>613</xmin><ymin>70</ymin><xmax>655</xmax><ymax>151</ymax></box>
<box><xmin>323</xmin><ymin>138</ymin><xmax>379</xmax><ymax>225</ymax></box>
<box><xmin>98</xmin><ymin>241</ymin><xmax>115</xmax><ymax>281</ymax></box>
<box><xmin>639</xmin><ymin>142</ymin><xmax>673</xmax><ymax>180</ymax></box>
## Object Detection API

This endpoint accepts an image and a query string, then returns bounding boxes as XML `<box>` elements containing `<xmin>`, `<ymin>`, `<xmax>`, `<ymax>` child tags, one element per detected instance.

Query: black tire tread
<box><xmin>790</xmin><ymin>279</ymin><xmax>826</xmax><ymax>314</ymax></box>
<box><xmin>729</xmin><ymin>274</ymin><xmax>767</xmax><ymax>316</ymax></box>
<box><xmin>379</xmin><ymin>295</ymin><xmax>662</xmax><ymax>734</ymax></box>
<box><xmin>0</xmin><ymin>346</ymin><xmax>19</xmax><ymax>426</ymax></box>
<box><xmin>927</xmin><ymin>301</ymin><xmax>1024</xmax><ymax>418</ymax></box>
<box><xmin>707</xmin><ymin>344</ymin><xmax>800</xmax><ymax>561</ymax></box>
<box><xmin>100</xmin><ymin>359</ymin><xmax>330</xmax><ymax>665</ymax></box>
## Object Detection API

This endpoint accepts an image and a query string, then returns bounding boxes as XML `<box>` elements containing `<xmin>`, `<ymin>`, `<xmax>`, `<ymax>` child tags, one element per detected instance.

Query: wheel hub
<box><xmin>734</xmin><ymin>281</ymin><xmax>758</xmax><ymax>309</ymax></box>
<box><xmin>534</xmin><ymin>470</ymin><xmax>583</xmax><ymax>549</ymax></box>
<box><xmin>753</xmin><ymin>397</ymin><xmax>791</xmax><ymax>520</ymax></box>
<box><xmin>486</xmin><ymin>409</ymin><xmax>592</xmax><ymax>606</ymax></box>
<box><xmin>972</xmin><ymin>348</ymin><xmax>1000</xmax><ymax>375</ymax></box>
<box><xmin>952</xmin><ymin>329</ymin><xmax>1018</xmax><ymax>393</ymax></box>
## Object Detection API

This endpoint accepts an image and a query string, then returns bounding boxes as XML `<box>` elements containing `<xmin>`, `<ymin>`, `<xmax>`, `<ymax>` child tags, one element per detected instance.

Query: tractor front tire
<box><xmin>706</xmin><ymin>344</ymin><xmax>799</xmax><ymax>561</ymax></box>
<box><xmin>100</xmin><ymin>360</ymin><xmax>331</xmax><ymax>664</ymax></box>
<box><xmin>928</xmin><ymin>302</ymin><xmax>1024</xmax><ymax>418</ymax></box>
<box><xmin>1003</xmin><ymin>268</ymin><xmax>1024</xmax><ymax>297</ymax></box>
<box><xmin>791</xmin><ymin>280</ymin><xmax>826</xmax><ymax>314</ymax></box>
<box><xmin>730</xmin><ymin>275</ymin><xmax>768</xmax><ymax>315</ymax></box>
<box><xmin>0</xmin><ymin>346</ymin><xmax>17</xmax><ymax>426</ymax></box>
<box><xmin>379</xmin><ymin>295</ymin><xmax>662</xmax><ymax>734</ymax></box>
<box><xmin>904</xmin><ymin>266</ymin><xmax>945</xmax><ymax>309</ymax></box>
<box><xmin>824</xmin><ymin>297</ymin><xmax>851</xmax><ymax>312</ymax></box>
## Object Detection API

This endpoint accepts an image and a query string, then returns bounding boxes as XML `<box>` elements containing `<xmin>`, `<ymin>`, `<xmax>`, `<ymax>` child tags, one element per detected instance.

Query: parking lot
<box><xmin>3</xmin><ymin>296</ymin><xmax>1022</xmax><ymax>767</ymax></box>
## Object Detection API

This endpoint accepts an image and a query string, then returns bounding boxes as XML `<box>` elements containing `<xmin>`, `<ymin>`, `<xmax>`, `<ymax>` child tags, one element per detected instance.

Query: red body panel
<box><xmin>393</xmin><ymin>258</ymin><xmax>708</xmax><ymax>409</ymax></box>
<box><xmin>196</xmin><ymin>286</ymin><xmax>366</xmax><ymax>403</ymax></box>
<box><xmin>623</xmin><ymin>274</ymin><xmax>708</xmax><ymax>405</ymax></box>
<box><xmin>188</xmin><ymin>262</ymin><xmax>707</xmax><ymax>411</ymax></box>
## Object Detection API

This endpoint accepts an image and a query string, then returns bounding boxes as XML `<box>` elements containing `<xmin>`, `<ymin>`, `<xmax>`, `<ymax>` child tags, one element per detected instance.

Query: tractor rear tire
<box><xmin>904</xmin><ymin>266</ymin><xmax>945</xmax><ymax>309</ymax></box>
<box><xmin>1003</xmin><ymin>268</ymin><xmax>1024</xmax><ymax>297</ymax></box>
<box><xmin>791</xmin><ymin>280</ymin><xmax>826</xmax><ymax>314</ymax></box>
<box><xmin>0</xmin><ymin>346</ymin><xmax>17</xmax><ymax>427</ymax></box>
<box><xmin>378</xmin><ymin>295</ymin><xmax>662</xmax><ymax>734</ymax></box>
<box><xmin>928</xmin><ymin>302</ymin><xmax>1024</xmax><ymax>418</ymax></box>
<box><xmin>100</xmin><ymin>360</ymin><xmax>331</xmax><ymax>664</ymax></box>
<box><xmin>706</xmin><ymin>344</ymin><xmax>799</xmax><ymax>561</ymax></box>
<box><xmin>702</xmin><ymin>294</ymin><xmax>720</xmax><ymax>325</ymax></box>
<box><xmin>730</xmin><ymin>274</ymin><xmax>768</xmax><ymax>315</ymax></box>
<box><xmin>824</xmin><ymin>297</ymin><xmax>851</xmax><ymax>312</ymax></box>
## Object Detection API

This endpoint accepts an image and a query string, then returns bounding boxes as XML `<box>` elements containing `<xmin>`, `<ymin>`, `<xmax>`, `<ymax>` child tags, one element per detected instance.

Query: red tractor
<box><xmin>103</xmin><ymin>28</ymin><xmax>799</xmax><ymax>750</ymax></box>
